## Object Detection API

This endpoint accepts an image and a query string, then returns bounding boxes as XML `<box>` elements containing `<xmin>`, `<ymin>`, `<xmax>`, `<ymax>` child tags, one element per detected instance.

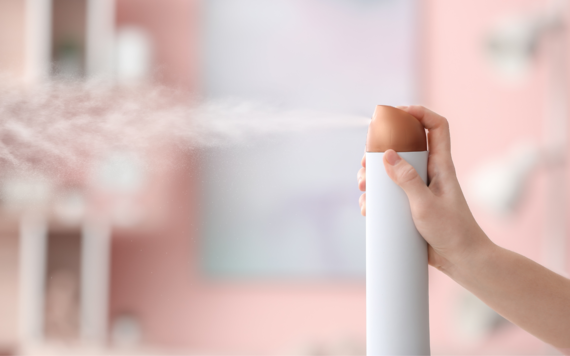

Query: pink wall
<box><xmin>424</xmin><ymin>0</ymin><xmax>568</xmax><ymax>353</ymax></box>
<box><xmin>0</xmin><ymin>233</ymin><xmax>19</xmax><ymax>350</ymax></box>
<box><xmin>0</xmin><ymin>0</ymin><xmax>25</xmax><ymax>78</ymax></box>
<box><xmin>109</xmin><ymin>0</ymin><xmax>569</xmax><ymax>354</ymax></box>
<box><xmin>116</xmin><ymin>0</ymin><xmax>200</xmax><ymax>91</ymax></box>
<box><xmin>110</xmin><ymin>1</ymin><xmax>366</xmax><ymax>354</ymax></box>
<box><xmin>109</xmin><ymin>150</ymin><xmax>366</xmax><ymax>355</ymax></box>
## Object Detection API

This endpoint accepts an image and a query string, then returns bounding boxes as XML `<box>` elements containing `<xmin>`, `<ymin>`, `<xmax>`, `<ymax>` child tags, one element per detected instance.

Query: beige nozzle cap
<box><xmin>366</xmin><ymin>105</ymin><xmax>427</xmax><ymax>152</ymax></box>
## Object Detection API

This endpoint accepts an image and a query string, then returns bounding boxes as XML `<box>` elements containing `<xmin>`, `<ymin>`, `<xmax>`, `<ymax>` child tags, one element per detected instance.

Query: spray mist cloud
<box><xmin>0</xmin><ymin>81</ymin><xmax>368</xmax><ymax>176</ymax></box>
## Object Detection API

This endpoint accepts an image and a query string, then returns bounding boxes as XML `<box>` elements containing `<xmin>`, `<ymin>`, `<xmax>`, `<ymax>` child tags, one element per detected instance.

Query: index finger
<box><xmin>400</xmin><ymin>105</ymin><xmax>451</xmax><ymax>159</ymax></box>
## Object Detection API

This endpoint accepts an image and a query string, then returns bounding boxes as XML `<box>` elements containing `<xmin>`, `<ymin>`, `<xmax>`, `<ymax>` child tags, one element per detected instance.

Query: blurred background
<box><xmin>0</xmin><ymin>0</ymin><xmax>569</xmax><ymax>354</ymax></box>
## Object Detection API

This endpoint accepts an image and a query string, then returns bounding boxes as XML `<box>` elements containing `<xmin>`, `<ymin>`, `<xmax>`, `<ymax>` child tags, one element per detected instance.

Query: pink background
<box><xmin>0</xmin><ymin>0</ymin><xmax>567</xmax><ymax>354</ymax></box>
<box><xmin>107</xmin><ymin>0</ymin><xmax>568</xmax><ymax>354</ymax></box>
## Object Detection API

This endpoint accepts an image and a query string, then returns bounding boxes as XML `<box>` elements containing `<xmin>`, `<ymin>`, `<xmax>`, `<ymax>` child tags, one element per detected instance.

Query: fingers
<box><xmin>399</xmin><ymin>105</ymin><xmax>455</xmax><ymax>175</ymax></box>
<box><xmin>383</xmin><ymin>150</ymin><xmax>431</xmax><ymax>203</ymax></box>
<box><xmin>400</xmin><ymin>106</ymin><xmax>451</xmax><ymax>156</ymax></box>
<box><xmin>357</xmin><ymin>167</ymin><xmax>366</xmax><ymax>191</ymax></box>
<box><xmin>359</xmin><ymin>152</ymin><xmax>367</xmax><ymax>215</ymax></box>
<box><xmin>359</xmin><ymin>193</ymin><xmax>366</xmax><ymax>216</ymax></box>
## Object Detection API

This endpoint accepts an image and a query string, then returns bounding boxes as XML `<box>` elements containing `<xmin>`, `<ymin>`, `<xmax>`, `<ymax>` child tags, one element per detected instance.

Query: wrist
<box><xmin>443</xmin><ymin>229</ymin><xmax>497</xmax><ymax>281</ymax></box>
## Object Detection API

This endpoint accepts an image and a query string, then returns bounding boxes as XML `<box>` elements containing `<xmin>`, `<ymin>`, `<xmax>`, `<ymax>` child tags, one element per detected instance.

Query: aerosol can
<box><xmin>366</xmin><ymin>105</ymin><xmax>430</xmax><ymax>355</ymax></box>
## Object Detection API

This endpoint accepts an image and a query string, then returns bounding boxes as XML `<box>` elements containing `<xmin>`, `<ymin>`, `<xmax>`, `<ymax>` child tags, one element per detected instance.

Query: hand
<box><xmin>357</xmin><ymin>106</ymin><xmax>492</xmax><ymax>273</ymax></box>
<box><xmin>358</xmin><ymin>106</ymin><xmax>570</xmax><ymax>349</ymax></box>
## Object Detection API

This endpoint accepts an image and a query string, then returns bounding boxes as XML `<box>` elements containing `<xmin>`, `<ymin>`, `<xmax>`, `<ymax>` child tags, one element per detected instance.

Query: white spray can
<box><xmin>366</xmin><ymin>105</ymin><xmax>430</xmax><ymax>355</ymax></box>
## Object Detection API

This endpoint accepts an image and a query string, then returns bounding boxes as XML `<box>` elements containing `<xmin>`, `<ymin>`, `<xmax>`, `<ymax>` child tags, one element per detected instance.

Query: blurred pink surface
<box><xmin>0</xmin><ymin>0</ymin><xmax>25</xmax><ymax>78</ymax></box>
<box><xmin>0</xmin><ymin>0</ymin><xmax>567</xmax><ymax>354</ymax></box>
<box><xmin>116</xmin><ymin>0</ymin><xmax>199</xmax><ymax>90</ymax></box>
<box><xmin>109</xmin><ymin>0</ymin><xmax>567</xmax><ymax>354</ymax></box>
<box><xmin>110</xmin><ymin>2</ymin><xmax>368</xmax><ymax>353</ymax></box>
<box><xmin>108</xmin><ymin>150</ymin><xmax>366</xmax><ymax>354</ymax></box>
<box><xmin>424</xmin><ymin>0</ymin><xmax>567</xmax><ymax>353</ymax></box>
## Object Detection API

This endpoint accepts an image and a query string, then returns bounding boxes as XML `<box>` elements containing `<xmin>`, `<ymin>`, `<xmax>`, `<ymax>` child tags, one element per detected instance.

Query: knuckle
<box><xmin>397</xmin><ymin>165</ymin><xmax>418</xmax><ymax>185</ymax></box>
<box><xmin>440</xmin><ymin>116</ymin><xmax>450</xmax><ymax>130</ymax></box>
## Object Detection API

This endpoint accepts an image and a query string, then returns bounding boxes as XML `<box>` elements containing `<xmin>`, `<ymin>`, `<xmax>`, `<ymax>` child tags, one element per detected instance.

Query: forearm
<box><xmin>444</xmin><ymin>236</ymin><xmax>570</xmax><ymax>348</ymax></box>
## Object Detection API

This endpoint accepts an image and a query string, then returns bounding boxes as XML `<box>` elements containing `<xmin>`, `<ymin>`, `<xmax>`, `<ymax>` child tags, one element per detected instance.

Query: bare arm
<box><xmin>357</xmin><ymin>105</ymin><xmax>570</xmax><ymax>348</ymax></box>
<box><xmin>452</xmin><ymin>239</ymin><xmax>570</xmax><ymax>348</ymax></box>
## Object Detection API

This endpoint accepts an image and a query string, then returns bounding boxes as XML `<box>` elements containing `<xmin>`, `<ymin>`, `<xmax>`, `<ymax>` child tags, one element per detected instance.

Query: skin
<box><xmin>357</xmin><ymin>105</ymin><xmax>570</xmax><ymax>349</ymax></box>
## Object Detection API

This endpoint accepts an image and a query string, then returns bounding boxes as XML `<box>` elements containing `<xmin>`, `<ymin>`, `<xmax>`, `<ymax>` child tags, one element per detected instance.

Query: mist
<box><xmin>0</xmin><ymin>80</ymin><xmax>369</xmax><ymax>176</ymax></box>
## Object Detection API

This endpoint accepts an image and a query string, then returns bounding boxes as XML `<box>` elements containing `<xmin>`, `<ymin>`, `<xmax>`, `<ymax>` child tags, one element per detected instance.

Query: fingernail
<box><xmin>385</xmin><ymin>150</ymin><xmax>401</xmax><ymax>166</ymax></box>
<box><xmin>396</xmin><ymin>105</ymin><xmax>409</xmax><ymax>110</ymax></box>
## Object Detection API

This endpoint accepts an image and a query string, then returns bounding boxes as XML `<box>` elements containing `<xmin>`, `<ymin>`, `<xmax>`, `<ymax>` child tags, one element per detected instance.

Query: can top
<box><xmin>366</xmin><ymin>105</ymin><xmax>427</xmax><ymax>152</ymax></box>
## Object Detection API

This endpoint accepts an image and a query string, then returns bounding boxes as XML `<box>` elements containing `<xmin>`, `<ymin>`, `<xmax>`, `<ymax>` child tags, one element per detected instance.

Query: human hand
<box><xmin>358</xmin><ymin>106</ymin><xmax>570</xmax><ymax>349</ymax></box>
<box><xmin>357</xmin><ymin>106</ymin><xmax>492</xmax><ymax>273</ymax></box>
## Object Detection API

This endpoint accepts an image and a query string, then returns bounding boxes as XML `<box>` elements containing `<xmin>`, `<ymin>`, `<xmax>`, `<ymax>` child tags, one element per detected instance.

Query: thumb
<box><xmin>383</xmin><ymin>149</ymin><xmax>430</xmax><ymax>203</ymax></box>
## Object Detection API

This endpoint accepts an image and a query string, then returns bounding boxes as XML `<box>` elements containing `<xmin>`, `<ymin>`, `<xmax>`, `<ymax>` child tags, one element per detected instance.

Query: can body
<box><xmin>366</xmin><ymin>151</ymin><xmax>430</xmax><ymax>355</ymax></box>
